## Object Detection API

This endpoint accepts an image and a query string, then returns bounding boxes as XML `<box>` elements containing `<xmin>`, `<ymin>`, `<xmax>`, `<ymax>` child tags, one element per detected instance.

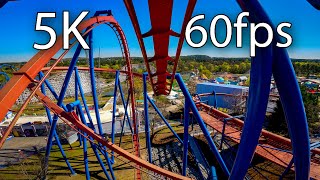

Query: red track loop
<box><xmin>0</xmin><ymin>16</ymin><xmax>119</xmax><ymax>121</ymax></box>
<box><xmin>32</xmin><ymin>89</ymin><xmax>190</xmax><ymax>180</ymax></box>
<box><xmin>0</xmin><ymin>15</ymin><xmax>169</xmax><ymax>180</ymax></box>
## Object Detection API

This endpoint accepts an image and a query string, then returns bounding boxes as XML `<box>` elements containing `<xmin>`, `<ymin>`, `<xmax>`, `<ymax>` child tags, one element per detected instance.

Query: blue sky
<box><xmin>0</xmin><ymin>0</ymin><xmax>319</xmax><ymax>62</ymax></box>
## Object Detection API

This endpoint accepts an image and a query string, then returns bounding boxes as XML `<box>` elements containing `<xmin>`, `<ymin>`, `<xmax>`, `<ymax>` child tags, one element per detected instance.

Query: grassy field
<box><xmin>0</xmin><ymin>124</ymin><xmax>294</xmax><ymax>180</ymax></box>
<box><xmin>0</xmin><ymin>135</ymin><xmax>147</xmax><ymax>180</ymax></box>
<box><xmin>0</xmin><ymin>124</ymin><xmax>184</xmax><ymax>180</ymax></box>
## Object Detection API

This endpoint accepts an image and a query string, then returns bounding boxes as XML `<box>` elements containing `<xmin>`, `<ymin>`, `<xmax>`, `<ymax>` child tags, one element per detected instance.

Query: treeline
<box><xmin>1</xmin><ymin>56</ymin><xmax>320</xmax><ymax>80</ymax></box>
<box><xmin>293</xmin><ymin>62</ymin><xmax>320</xmax><ymax>76</ymax></box>
<box><xmin>266</xmin><ymin>85</ymin><xmax>320</xmax><ymax>136</ymax></box>
<box><xmin>54</xmin><ymin>57</ymin><xmax>252</xmax><ymax>79</ymax></box>
<box><xmin>176</xmin><ymin>59</ymin><xmax>251</xmax><ymax>78</ymax></box>
<box><xmin>71</xmin><ymin>56</ymin><xmax>320</xmax><ymax>78</ymax></box>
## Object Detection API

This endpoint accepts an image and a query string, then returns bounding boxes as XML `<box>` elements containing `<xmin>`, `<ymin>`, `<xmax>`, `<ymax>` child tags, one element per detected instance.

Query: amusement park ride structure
<box><xmin>0</xmin><ymin>0</ymin><xmax>319</xmax><ymax>180</ymax></box>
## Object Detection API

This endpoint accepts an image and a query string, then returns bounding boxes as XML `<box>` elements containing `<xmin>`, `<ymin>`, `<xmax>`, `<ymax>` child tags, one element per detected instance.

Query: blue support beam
<box><xmin>44</xmin><ymin>40</ymin><xmax>84</xmax><ymax>169</ymax></box>
<box><xmin>66</xmin><ymin>101</ymin><xmax>90</xmax><ymax>180</ymax></box>
<box><xmin>182</xmin><ymin>101</ymin><xmax>190</xmax><ymax>176</ymax></box>
<box><xmin>142</xmin><ymin>72</ymin><xmax>183</xmax><ymax>163</ymax></box>
<box><xmin>212</xmin><ymin>90</ymin><xmax>217</xmax><ymax>108</ymax></box>
<box><xmin>111</xmin><ymin>71</ymin><xmax>120</xmax><ymax>163</ymax></box>
<box><xmin>119</xmin><ymin>90</ymin><xmax>133</xmax><ymax>146</ymax></box>
<box><xmin>74</xmin><ymin>68</ymin><xmax>82</xmax><ymax>147</ymax></box>
<box><xmin>39</xmin><ymin>73</ymin><xmax>75</xmax><ymax>175</ymax></box>
<box><xmin>220</xmin><ymin>115</ymin><xmax>244</xmax><ymax>150</ymax></box>
<box><xmin>147</xmin><ymin>95</ymin><xmax>183</xmax><ymax>144</ymax></box>
<box><xmin>87</xmin><ymin>31</ymin><xmax>116</xmax><ymax>167</ymax></box>
<box><xmin>41</xmin><ymin>71</ymin><xmax>84</xmax><ymax>148</ymax></box>
<box><xmin>66</xmin><ymin>100</ymin><xmax>115</xmax><ymax>180</ymax></box>
<box><xmin>117</xmin><ymin>77</ymin><xmax>133</xmax><ymax>141</ymax></box>
<box><xmin>74</xmin><ymin>68</ymin><xmax>115</xmax><ymax>179</ymax></box>
<box><xmin>209</xmin><ymin>166</ymin><xmax>218</xmax><ymax>180</ymax></box>
<box><xmin>232</xmin><ymin>1</ymin><xmax>310</xmax><ymax>179</ymax></box>
<box><xmin>74</xmin><ymin>68</ymin><xmax>95</xmax><ymax>129</ymax></box>
<box><xmin>279</xmin><ymin>158</ymin><xmax>294</xmax><ymax>180</ymax></box>
<box><xmin>175</xmin><ymin>73</ymin><xmax>230</xmax><ymax>177</ymax></box>
<box><xmin>229</xmin><ymin>2</ymin><xmax>274</xmax><ymax>177</ymax></box>
<box><xmin>143</xmin><ymin>73</ymin><xmax>152</xmax><ymax>163</ymax></box>
<box><xmin>41</xmin><ymin>71</ymin><xmax>84</xmax><ymax>147</ymax></box>
<box><xmin>88</xmin><ymin>31</ymin><xmax>104</xmax><ymax>136</ymax></box>
<box><xmin>117</xmin><ymin>77</ymin><xmax>132</xmax><ymax>132</ymax></box>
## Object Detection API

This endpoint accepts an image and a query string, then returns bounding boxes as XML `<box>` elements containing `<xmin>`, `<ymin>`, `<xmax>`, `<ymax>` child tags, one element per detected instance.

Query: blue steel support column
<box><xmin>219</xmin><ymin>119</ymin><xmax>227</xmax><ymax>150</ymax></box>
<box><xmin>273</xmin><ymin>47</ymin><xmax>310</xmax><ymax>179</ymax></box>
<box><xmin>232</xmin><ymin>1</ymin><xmax>310</xmax><ymax>179</ymax></box>
<box><xmin>210</xmin><ymin>166</ymin><xmax>218</xmax><ymax>180</ymax></box>
<box><xmin>74</xmin><ymin>68</ymin><xmax>95</xmax><ymax>129</ymax></box>
<box><xmin>40</xmin><ymin>75</ymin><xmax>60</xmax><ymax>102</ymax></box>
<box><xmin>175</xmin><ymin>73</ymin><xmax>230</xmax><ymax>177</ymax></box>
<box><xmin>143</xmin><ymin>73</ymin><xmax>152</xmax><ymax>163</ymax></box>
<box><xmin>40</xmin><ymin>72</ymin><xmax>71</xmax><ymax>112</ymax></box>
<box><xmin>212</xmin><ymin>90</ymin><xmax>217</xmax><ymax>108</ymax></box>
<box><xmin>147</xmin><ymin>95</ymin><xmax>183</xmax><ymax>144</ymax></box>
<box><xmin>43</xmin><ymin>42</ymin><xmax>83</xmax><ymax>172</ymax></box>
<box><xmin>279</xmin><ymin>158</ymin><xmax>294</xmax><ymax>180</ymax></box>
<box><xmin>182</xmin><ymin>101</ymin><xmax>190</xmax><ymax>176</ymax></box>
<box><xmin>66</xmin><ymin>101</ymin><xmax>90</xmax><ymax>180</ymax></box>
<box><xmin>219</xmin><ymin>117</ymin><xmax>237</xmax><ymax>150</ymax></box>
<box><xmin>67</xmin><ymin>101</ymin><xmax>114</xmax><ymax>180</ymax></box>
<box><xmin>74</xmin><ymin>68</ymin><xmax>82</xmax><ymax>147</ymax></box>
<box><xmin>88</xmin><ymin>31</ymin><xmax>115</xmax><ymax>165</ymax></box>
<box><xmin>119</xmin><ymin>90</ymin><xmax>133</xmax><ymax>146</ymax></box>
<box><xmin>111</xmin><ymin>71</ymin><xmax>120</xmax><ymax>163</ymax></box>
<box><xmin>79</xmin><ymin>129</ymin><xmax>90</xmax><ymax>180</ymax></box>
<box><xmin>118</xmin><ymin>87</ymin><xmax>133</xmax><ymax>147</ymax></box>
<box><xmin>88</xmin><ymin>31</ymin><xmax>104</xmax><ymax>135</ymax></box>
<box><xmin>272</xmin><ymin>34</ymin><xmax>310</xmax><ymax>180</ymax></box>
<box><xmin>118</xmin><ymin>78</ymin><xmax>133</xmax><ymax>135</ymax></box>
<box><xmin>74</xmin><ymin>68</ymin><xmax>115</xmax><ymax>179</ymax></box>
<box><xmin>41</xmin><ymin>69</ymin><xmax>86</xmax><ymax>160</ymax></box>
<box><xmin>229</xmin><ymin>1</ymin><xmax>273</xmax><ymax>178</ymax></box>
<box><xmin>75</xmin><ymin>68</ymin><xmax>79</xmax><ymax>102</ymax></box>
<box><xmin>39</xmin><ymin>73</ymin><xmax>75</xmax><ymax>175</ymax></box>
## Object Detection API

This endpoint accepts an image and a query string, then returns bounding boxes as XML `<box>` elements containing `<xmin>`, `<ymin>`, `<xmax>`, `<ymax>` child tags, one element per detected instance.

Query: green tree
<box><xmin>300</xmin><ymin>85</ymin><xmax>320</xmax><ymax>124</ymax></box>
<box><xmin>221</xmin><ymin>62</ymin><xmax>231</xmax><ymax>72</ymax></box>
<box><xmin>202</xmin><ymin>69</ymin><xmax>212</xmax><ymax>79</ymax></box>
<box><xmin>244</xmin><ymin>76</ymin><xmax>250</xmax><ymax>86</ymax></box>
<box><xmin>265</xmin><ymin>100</ymin><xmax>288</xmax><ymax>136</ymax></box>
<box><xmin>231</xmin><ymin>64</ymin><xmax>240</xmax><ymax>74</ymax></box>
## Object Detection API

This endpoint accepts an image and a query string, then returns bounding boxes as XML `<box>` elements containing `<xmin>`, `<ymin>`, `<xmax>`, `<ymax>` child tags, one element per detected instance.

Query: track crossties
<box><xmin>124</xmin><ymin>0</ymin><xmax>197</xmax><ymax>95</ymax></box>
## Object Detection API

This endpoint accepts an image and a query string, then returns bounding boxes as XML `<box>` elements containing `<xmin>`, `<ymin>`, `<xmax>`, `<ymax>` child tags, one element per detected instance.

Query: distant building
<box><xmin>196</xmin><ymin>83</ymin><xmax>248</xmax><ymax>110</ymax></box>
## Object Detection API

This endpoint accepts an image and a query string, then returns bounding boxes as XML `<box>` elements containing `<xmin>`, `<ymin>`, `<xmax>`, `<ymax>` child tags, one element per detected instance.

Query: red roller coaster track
<box><xmin>196</xmin><ymin>102</ymin><xmax>320</xmax><ymax>179</ymax></box>
<box><xmin>124</xmin><ymin>0</ymin><xmax>197</xmax><ymax>95</ymax></box>
<box><xmin>0</xmin><ymin>15</ymin><xmax>147</xmax><ymax>179</ymax></box>
<box><xmin>31</xmin><ymin>87</ymin><xmax>190</xmax><ymax>180</ymax></box>
<box><xmin>0</xmin><ymin>1</ymin><xmax>317</xmax><ymax>179</ymax></box>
